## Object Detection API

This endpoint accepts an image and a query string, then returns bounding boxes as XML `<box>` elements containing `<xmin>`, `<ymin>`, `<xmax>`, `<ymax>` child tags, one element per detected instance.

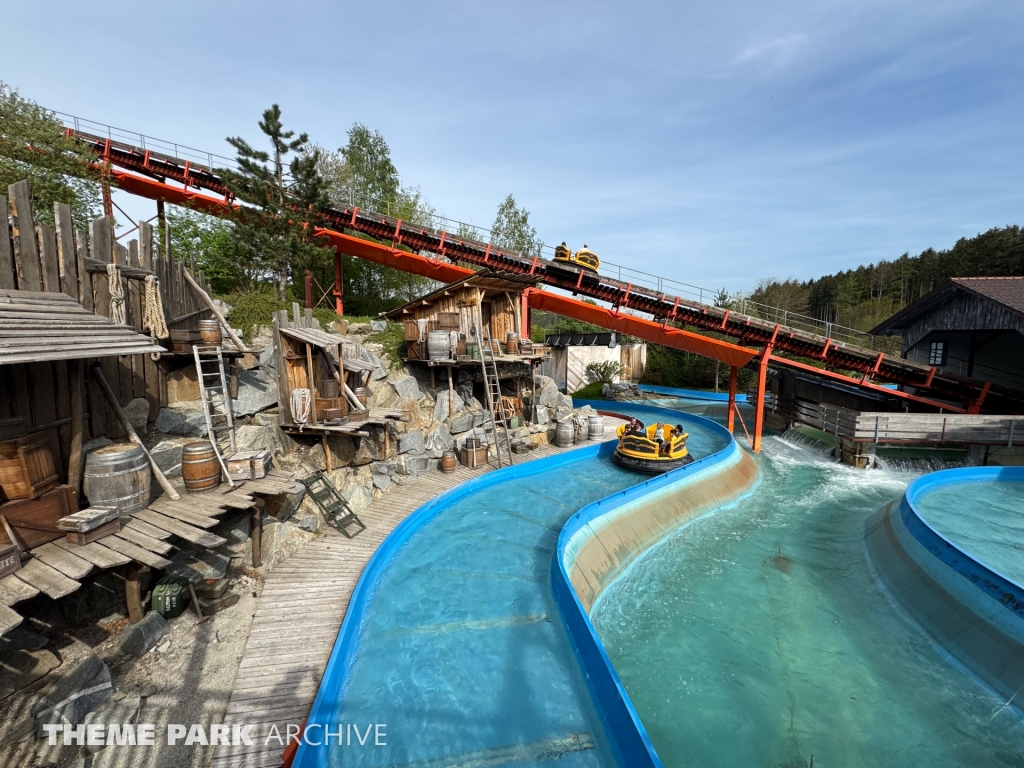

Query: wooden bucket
<box><xmin>554</xmin><ymin>421</ymin><xmax>575</xmax><ymax>448</ymax></box>
<box><xmin>83</xmin><ymin>443</ymin><xmax>151</xmax><ymax>516</ymax></box>
<box><xmin>440</xmin><ymin>451</ymin><xmax>457</xmax><ymax>473</ymax></box>
<box><xmin>198</xmin><ymin>319</ymin><xmax>222</xmax><ymax>345</ymax></box>
<box><xmin>181</xmin><ymin>442</ymin><xmax>221</xmax><ymax>492</ymax></box>
<box><xmin>319</xmin><ymin>378</ymin><xmax>340</xmax><ymax>399</ymax></box>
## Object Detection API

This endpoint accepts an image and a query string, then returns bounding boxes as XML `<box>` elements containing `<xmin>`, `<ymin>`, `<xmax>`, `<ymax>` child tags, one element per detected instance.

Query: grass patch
<box><xmin>367</xmin><ymin>322</ymin><xmax>406</xmax><ymax>369</ymax></box>
<box><xmin>570</xmin><ymin>382</ymin><xmax>605</xmax><ymax>400</ymax></box>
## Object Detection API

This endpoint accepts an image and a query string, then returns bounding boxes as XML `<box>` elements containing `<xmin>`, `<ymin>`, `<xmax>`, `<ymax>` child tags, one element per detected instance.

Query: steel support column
<box><xmin>334</xmin><ymin>253</ymin><xmax>344</xmax><ymax>316</ymax></box>
<box><xmin>753</xmin><ymin>349</ymin><xmax>770</xmax><ymax>452</ymax></box>
<box><xmin>727</xmin><ymin>366</ymin><xmax>738</xmax><ymax>434</ymax></box>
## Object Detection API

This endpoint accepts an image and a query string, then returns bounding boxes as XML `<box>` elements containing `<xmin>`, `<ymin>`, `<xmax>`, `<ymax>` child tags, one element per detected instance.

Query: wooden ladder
<box><xmin>478</xmin><ymin>323</ymin><xmax>514</xmax><ymax>468</ymax></box>
<box><xmin>193</xmin><ymin>345</ymin><xmax>236</xmax><ymax>487</ymax></box>
<box><xmin>300</xmin><ymin>471</ymin><xmax>366</xmax><ymax>538</ymax></box>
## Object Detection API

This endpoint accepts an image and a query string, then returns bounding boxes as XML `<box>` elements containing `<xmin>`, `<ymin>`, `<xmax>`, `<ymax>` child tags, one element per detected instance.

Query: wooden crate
<box><xmin>65</xmin><ymin>518</ymin><xmax>120</xmax><ymax>545</ymax></box>
<box><xmin>0</xmin><ymin>544</ymin><xmax>20</xmax><ymax>577</ymax></box>
<box><xmin>0</xmin><ymin>486</ymin><xmax>79</xmax><ymax>549</ymax></box>
<box><xmin>0</xmin><ymin>434</ymin><xmax>59</xmax><ymax>500</ymax></box>
<box><xmin>57</xmin><ymin>506</ymin><xmax>120</xmax><ymax>532</ymax></box>
<box><xmin>223</xmin><ymin>450</ymin><xmax>274</xmax><ymax>481</ymax></box>
<box><xmin>459</xmin><ymin>446</ymin><xmax>489</xmax><ymax>468</ymax></box>
<box><xmin>315</xmin><ymin>397</ymin><xmax>348</xmax><ymax>421</ymax></box>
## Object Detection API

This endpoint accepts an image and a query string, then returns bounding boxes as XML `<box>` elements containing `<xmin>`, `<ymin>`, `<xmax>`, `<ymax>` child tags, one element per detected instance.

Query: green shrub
<box><xmin>224</xmin><ymin>293</ymin><xmax>288</xmax><ymax>340</ymax></box>
<box><xmin>571</xmin><ymin>382</ymin><xmax>605</xmax><ymax>399</ymax></box>
<box><xmin>367</xmin><ymin>322</ymin><xmax>407</xmax><ymax>369</ymax></box>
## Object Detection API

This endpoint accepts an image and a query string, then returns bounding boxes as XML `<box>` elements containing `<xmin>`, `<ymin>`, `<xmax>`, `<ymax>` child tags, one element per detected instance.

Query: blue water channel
<box><xmin>298</xmin><ymin>409</ymin><xmax>726</xmax><ymax>768</ymax></box>
<box><xmin>591</xmin><ymin>437</ymin><xmax>1024</xmax><ymax>768</ymax></box>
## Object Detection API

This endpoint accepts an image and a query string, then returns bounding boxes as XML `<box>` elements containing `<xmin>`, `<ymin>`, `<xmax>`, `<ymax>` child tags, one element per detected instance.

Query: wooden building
<box><xmin>384</xmin><ymin>270</ymin><xmax>541</xmax><ymax>364</ymax></box>
<box><xmin>871</xmin><ymin>277</ymin><xmax>1024</xmax><ymax>393</ymax></box>
<box><xmin>541</xmin><ymin>332</ymin><xmax>646</xmax><ymax>393</ymax></box>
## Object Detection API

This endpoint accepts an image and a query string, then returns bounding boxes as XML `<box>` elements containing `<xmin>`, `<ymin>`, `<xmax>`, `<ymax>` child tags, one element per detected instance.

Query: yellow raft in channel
<box><xmin>611</xmin><ymin>421</ymin><xmax>694</xmax><ymax>474</ymax></box>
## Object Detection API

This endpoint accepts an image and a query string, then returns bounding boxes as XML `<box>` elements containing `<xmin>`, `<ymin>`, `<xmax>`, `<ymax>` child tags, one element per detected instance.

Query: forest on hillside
<box><xmin>750</xmin><ymin>226</ymin><xmax>1024</xmax><ymax>334</ymax></box>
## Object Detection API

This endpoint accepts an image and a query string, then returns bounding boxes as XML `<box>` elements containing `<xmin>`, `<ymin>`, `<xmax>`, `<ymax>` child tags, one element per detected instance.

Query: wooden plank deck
<box><xmin>210</xmin><ymin>431</ymin><xmax>620</xmax><ymax>768</ymax></box>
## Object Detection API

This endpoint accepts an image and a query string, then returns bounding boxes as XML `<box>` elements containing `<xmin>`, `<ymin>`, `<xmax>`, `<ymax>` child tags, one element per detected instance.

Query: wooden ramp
<box><xmin>210</xmin><ymin>438</ymin><xmax>598</xmax><ymax>768</ymax></box>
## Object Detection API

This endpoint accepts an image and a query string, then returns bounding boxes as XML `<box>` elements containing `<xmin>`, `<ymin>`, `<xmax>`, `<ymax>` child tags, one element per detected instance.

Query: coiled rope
<box><xmin>106</xmin><ymin>264</ymin><xmax>125</xmax><ymax>325</ymax></box>
<box><xmin>143</xmin><ymin>275</ymin><xmax>169</xmax><ymax>339</ymax></box>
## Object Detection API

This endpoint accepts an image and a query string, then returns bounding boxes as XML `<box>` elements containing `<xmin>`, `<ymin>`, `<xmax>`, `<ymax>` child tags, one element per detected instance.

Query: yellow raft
<box><xmin>553</xmin><ymin>242</ymin><xmax>600</xmax><ymax>273</ymax></box>
<box><xmin>612</xmin><ymin>421</ymin><xmax>694</xmax><ymax>474</ymax></box>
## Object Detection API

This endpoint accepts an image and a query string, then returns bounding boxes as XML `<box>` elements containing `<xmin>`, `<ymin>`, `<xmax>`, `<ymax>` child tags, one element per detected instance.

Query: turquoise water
<box><xmin>319</xmin><ymin>415</ymin><xmax>725</xmax><ymax>767</ymax></box>
<box><xmin>916</xmin><ymin>479</ymin><xmax>1024</xmax><ymax>587</ymax></box>
<box><xmin>592</xmin><ymin>437</ymin><xmax>1024</xmax><ymax>768</ymax></box>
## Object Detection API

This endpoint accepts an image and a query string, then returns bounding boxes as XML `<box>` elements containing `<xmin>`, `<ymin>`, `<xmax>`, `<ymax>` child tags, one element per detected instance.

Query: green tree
<box><xmin>339</xmin><ymin>123</ymin><xmax>399</xmax><ymax>209</ymax></box>
<box><xmin>166</xmin><ymin>206</ymin><xmax>256</xmax><ymax>294</ymax></box>
<box><xmin>0</xmin><ymin>83</ymin><xmax>100</xmax><ymax>228</ymax></box>
<box><xmin>220</xmin><ymin>104</ymin><xmax>330</xmax><ymax>300</ymax></box>
<box><xmin>491</xmin><ymin>194</ymin><xmax>540</xmax><ymax>256</ymax></box>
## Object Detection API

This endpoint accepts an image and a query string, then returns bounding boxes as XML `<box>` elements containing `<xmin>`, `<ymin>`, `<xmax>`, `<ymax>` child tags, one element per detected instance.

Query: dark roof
<box><xmin>870</xmin><ymin>276</ymin><xmax>1024</xmax><ymax>335</ymax></box>
<box><xmin>382</xmin><ymin>269</ymin><xmax>540</xmax><ymax>320</ymax></box>
<box><xmin>0</xmin><ymin>289</ymin><xmax>166</xmax><ymax>365</ymax></box>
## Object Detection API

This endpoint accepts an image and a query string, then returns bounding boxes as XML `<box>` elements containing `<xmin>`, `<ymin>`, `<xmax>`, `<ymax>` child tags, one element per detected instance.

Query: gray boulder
<box><xmin>424</xmin><ymin>424</ymin><xmax>454</xmax><ymax>458</ymax></box>
<box><xmin>260</xmin><ymin>518</ymin><xmax>315</xmax><ymax>570</ymax></box>
<box><xmin>153</xmin><ymin>405</ymin><xmax>206</xmax><ymax>437</ymax></box>
<box><xmin>444</xmin><ymin>409</ymin><xmax>476</xmax><ymax>434</ymax></box>
<box><xmin>124</xmin><ymin>397</ymin><xmax>150</xmax><ymax>434</ymax></box>
<box><xmin>33</xmin><ymin>654</ymin><xmax>113</xmax><ymax>733</ymax></box>
<box><xmin>534</xmin><ymin>404</ymin><xmax>550</xmax><ymax>426</ymax></box>
<box><xmin>360</xmin><ymin>348</ymin><xmax>388</xmax><ymax>380</ymax></box>
<box><xmin>555</xmin><ymin>405</ymin><xmax>574</xmax><ymax>422</ymax></box>
<box><xmin>391</xmin><ymin>375</ymin><xmax>422</xmax><ymax>400</ymax></box>
<box><xmin>120</xmin><ymin>612</ymin><xmax>169</xmax><ymax>657</ymax></box>
<box><xmin>399</xmin><ymin>429</ymin><xmax>424</xmax><ymax>455</ymax></box>
<box><xmin>234</xmin><ymin>424</ymin><xmax>274</xmax><ymax>452</ymax></box>
<box><xmin>536</xmin><ymin>375</ymin><xmax>563</xmax><ymax>407</ymax></box>
<box><xmin>233</xmin><ymin>368</ymin><xmax>277</xmax><ymax>416</ymax></box>
<box><xmin>370</xmin><ymin>319</ymin><xmax>388</xmax><ymax>332</ymax></box>
<box><xmin>341</xmin><ymin>483</ymin><xmax>374</xmax><ymax>513</ymax></box>
<box><xmin>259</xmin><ymin>341</ymin><xmax>276</xmax><ymax>372</ymax></box>
<box><xmin>433</xmin><ymin>390</ymin><xmax>465</xmax><ymax>422</ymax></box>
<box><xmin>371</xmin><ymin>472</ymin><xmax>391</xmax><ymax>492</ymax></box>
<box><xmin>83</xmin><ymin>695</ymin><xmax>142</xmax><ymax>754</ymax></box>
<box><xmin>348</xmin><ymin>322</ymin><xmax>372</xmax><ymax>335</ymax></box>
<box><xmin>395</xmin><ymin>454</ymin><xmax>430</xmax><ymax>475</ymax></box>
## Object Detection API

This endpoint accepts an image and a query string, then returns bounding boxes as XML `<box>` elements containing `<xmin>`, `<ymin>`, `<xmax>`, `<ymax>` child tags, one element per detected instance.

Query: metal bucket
<box><xmin>466</xmin><ymin>343</ymin><xmax>480</xmax><ymax>361</ymax></box>
<box><xmin>83</xmin><ymin>443</ymin><xmax>152</xmax><ymax>516</ymax></box>
<box><xmin>587</xmin><ymin>415</ymin><xmax>605</xmax><ymax>441</ymax></box>
<box><xmin>427</xmin><ymin>331</ymin><xmax>451</xmax><ymax>361</ymax></box>
<box><xmin>554</xmin><ymin>421</ymin><xmax>575</xmax><ymax>448</ymax></box>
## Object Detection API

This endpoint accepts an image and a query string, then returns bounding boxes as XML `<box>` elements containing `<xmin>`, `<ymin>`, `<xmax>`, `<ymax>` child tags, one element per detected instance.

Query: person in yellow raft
<box><xmin>612</xmin><ymin>420</ymin><xmax>694</xmax><ymax>474</ymax></box>
<box><xmin>553</xmin><ymin>242</ymin><xmax>601</xmax><ymax>272</ymax></box>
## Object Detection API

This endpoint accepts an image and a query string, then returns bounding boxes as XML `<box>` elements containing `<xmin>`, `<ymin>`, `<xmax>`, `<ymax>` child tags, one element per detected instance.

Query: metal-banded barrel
<box><xmin>83</xmin><ymin>443</ymin><xmax>152</xmax><ymax>516</ymax></box>
<box><xmin>440</xmin><ymin>451</ymin><xmax>457</xmax><ymax>473</ymax></box>
<box><xmin>555</xmin><ymin>421</ymin><xmax>575</xmax><ymax>448</ymax></box>
<box><xmin>198</xmin><ymin>319</ymin><xmax>222</xmax><ymax>345</ymax></box>
<box><xmin>505</xmin><ymin>332</ymin><xmax>519</xmax><ymax>355</ymax></box>
<box><xmin>354</xmin><ymin>387</ymin><xmax>368</xmax><ymax>409</ymax></box>
<box><xmin>588</xmin><ymin>415</ymin><xmax>605</xmax><ymax>441</ymax></box>
<box><xmin>427</xmin><ymin>331</ymin><xmax>451</xmax><ymax>361</ymax></box>
<box><xmin>319</xmin><ymin>378</ymin><xmax>340</xmax><ymax>399</ymax></box>
<box><xmin>181</xmin><ymin>442</ymin><xmax>221</xmax><ymax>492</ymax></box>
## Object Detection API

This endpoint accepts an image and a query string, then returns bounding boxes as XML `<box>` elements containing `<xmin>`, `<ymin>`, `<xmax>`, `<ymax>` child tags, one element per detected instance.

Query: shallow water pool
<box><xmin>915</xmin><ymin>478</ymin><xmax>1024</xmax><ymax>586</ymax></box>
<box><xmin>591</xmin><ymin>437</ymin><xmax>1024</xmax><ymax>768</ymax></box>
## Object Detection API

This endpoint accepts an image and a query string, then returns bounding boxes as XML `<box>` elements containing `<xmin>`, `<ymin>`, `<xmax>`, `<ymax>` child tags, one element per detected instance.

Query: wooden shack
<box><xmin>384</xmin><ymin>270</ymin><xmax>540</xmax><ymax>362</ymax></box>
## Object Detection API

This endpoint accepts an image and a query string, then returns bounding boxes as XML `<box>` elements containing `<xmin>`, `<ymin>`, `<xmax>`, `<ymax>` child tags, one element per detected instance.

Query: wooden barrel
<box><xmin>440</xmin><ymin>451</ymin><xmax>457</xmax><ymax>473</ymax></box>
<box><xmin>554</xmin><ymin>421</ymin><xmax>575</xmax><ymax>448</ymax></box>
<box><xmin>319</xmin><ymin>378</ymin><xmax>340</xmax><ymax>399</ymax></box>
<box><xmin>181</xmin><ymin>442</ymin><xmax>221</xmax><ymax>492</ymax></box>
<box><xmin>427</xmin><ymin>331</ymin><xmax>451</xmax><ymax>361</ymax></box>
<box><xmin>354</xmin><ymin>387</ymin><xmax>368</xmax><ymax>409</ymax></box>
<box><xmin>83</xmin><ymin>443</ymin><xmax>152</xmax><ymax>516</ymax></box>
<box><xmin>198</xmin><ymin>319</ymin><xmax>222</xmax><ymax>345</ymax></box>
<box><xmin>588</xmin><ymin>415</ymin><xmax>605</xmax><ymax>441</ymax></box>
<box><xmin>505</xmin><ymin>332</ymin><xmax>519</xmax><ymax>355</ymax></box>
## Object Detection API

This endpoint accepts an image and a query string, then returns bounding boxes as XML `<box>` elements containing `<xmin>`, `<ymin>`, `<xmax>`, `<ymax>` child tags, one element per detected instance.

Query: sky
<box><xmin>4</xmin><ymin>0</ymin><xmax>1022</xmax><ymax>294</ymax></box>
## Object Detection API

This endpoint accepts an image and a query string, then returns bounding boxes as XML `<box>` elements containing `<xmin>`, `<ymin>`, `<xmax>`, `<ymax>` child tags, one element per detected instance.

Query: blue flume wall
<box><xmin>635</xmin><ymin>384</ymin><xmax>749</xmax><ymax>402</ymax></box>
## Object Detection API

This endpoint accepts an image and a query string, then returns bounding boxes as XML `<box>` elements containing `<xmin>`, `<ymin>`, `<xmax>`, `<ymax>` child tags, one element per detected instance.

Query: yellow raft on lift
<box><xmin>612</xmin><ymin>421</ymin><xmax>694</xmax><ymax>474</ymax></box>
<box><xmin>553</xmin><ymin>242</ymin><xmax>600</xmax><ymax>273</ymax></box>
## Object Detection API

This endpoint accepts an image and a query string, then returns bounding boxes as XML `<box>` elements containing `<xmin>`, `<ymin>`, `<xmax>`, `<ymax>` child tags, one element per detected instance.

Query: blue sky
<box><xmin>5</xmin><ymin>1</ymin><xmax>1022</xmax><ymax>293</ymax></box>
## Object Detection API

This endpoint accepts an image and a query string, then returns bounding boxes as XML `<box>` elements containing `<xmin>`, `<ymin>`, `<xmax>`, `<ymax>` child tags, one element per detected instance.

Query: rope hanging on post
<box><xmin>143</xmin><ymin>275</ymin><xmax>169</xmax><ymax>339</ymax></box>
<box><xmin>106</xmin><ymin>263</ymin><xmax>125</xmax><ymax>325</ymax></box>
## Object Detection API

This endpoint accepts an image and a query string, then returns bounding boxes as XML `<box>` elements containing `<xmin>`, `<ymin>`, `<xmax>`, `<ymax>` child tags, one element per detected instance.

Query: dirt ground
<box><xmin>0</xmin><ymin>566</ymin><xmax>265</xmax><ymax>768</ymax></box>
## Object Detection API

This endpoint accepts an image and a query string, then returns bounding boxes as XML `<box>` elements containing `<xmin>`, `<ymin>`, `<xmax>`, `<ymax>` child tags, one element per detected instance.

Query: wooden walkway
<box><xmin>210</xmin><ymin>432</ymin><xmax>616</xmax><ymax>768</ymax></box>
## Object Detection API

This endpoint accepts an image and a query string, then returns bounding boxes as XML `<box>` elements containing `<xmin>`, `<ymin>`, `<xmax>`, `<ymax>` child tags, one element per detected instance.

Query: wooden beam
<box><xmin>124</xmin><ymin>563</ymin><xmax>143</xmax><ymax>624</ymax></box>
<box><xmin>68</xmin><ymin>358</ymin><xmax>86</xmax><ymax>496</ymax></box>
<box><xmin>37</xmin><ymin>224</ymin><xmax>60</xmax><ymax>292</ymax></box>
<box><xmin>54</xmin><ymin>203</ymin><xmax>79</xmax><ymax>300</ymax></box>
<box><xmin>0</xmin><ymin>194</ymin><xmax>13</xmax><ymax>290</ymax></box>
<box><xmin>9</xmin><ymin>181</ymin><xmax>41</xmax><ymax>291</ymax></box>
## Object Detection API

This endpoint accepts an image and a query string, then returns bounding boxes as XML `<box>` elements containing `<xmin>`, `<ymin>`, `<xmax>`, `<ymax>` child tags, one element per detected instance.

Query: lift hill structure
<box><xmin>54</xmin><ymin>115</ymin><xmax>1024</xmax><ymax>455</ymax></box>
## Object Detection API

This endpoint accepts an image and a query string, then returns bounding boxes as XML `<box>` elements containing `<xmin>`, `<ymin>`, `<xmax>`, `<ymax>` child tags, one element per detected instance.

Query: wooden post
<box><xmin>727</xmin><ymin>366</ymin><xmax>737</xmax><ymax>435</ymax></box>
<box><xmin>305</xmin><ymin>270</ymin><xmax>313</xmax><ymax>309</ymax></box>
<box><xmin>90</xmin><ymin>363</ymin><xmax>181</xmax><ymax>500</ymax></box>
<box><xmin>0</xmin><ymin>194</ymin><xmax>14</xmax><ymax>290</ymax></box>
<box><xmin>68</xmin><ymin>359</ymin><xmax>86</xmax><ymax>496</ymax></box>
<box><xmin>306</xmin><ymin>343</ymin><xmax>318</xmax><ymax>426</ymax></box>
<box><xmin>9</xmin><ymin>181</ymin><xmax>41</xmax><ymax>291</ymax></box>
<box><xmin>323</xmin><ymin>434</ymin><xmax>332</xmax><ymax>473</ymax></box>
<box><xmin>334</xmin><ymin>252</ymin><xmax>344</xmax><ymax>315</ymax></box>
<box><xmin>251</xmin><ymin>500</ymin><xmax>263</xmax><ymax>568</ymax></box>
<box><xmin>753</xmin><ymin>350</ymin><xmax>770</xmax><ymax>452</ymax></box>
<box><xmin>181</xmin><ymin>268</ymin><xmax>249</xmax><ymax>352</ymax></box>
<box><xmin>54</xmin><ymin>203</ymin><xmax>79</xmax><ymax>300</ymax></box>
<box><xmin>124</xmin><ymin>563</ymin><xmax>143</xmax><ymax>624</ymax></box>
<box><xmin>447</xmin><ymin>366</ymin><xmax>455</xmax><ymax>418</ymax></box>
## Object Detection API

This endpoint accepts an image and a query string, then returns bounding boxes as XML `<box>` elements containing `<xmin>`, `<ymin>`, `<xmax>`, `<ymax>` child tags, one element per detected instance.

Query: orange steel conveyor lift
<box><xmin>73</xmin><ymin>132</ymin><xmax>1011</xmax><ymax>451</ymax></box>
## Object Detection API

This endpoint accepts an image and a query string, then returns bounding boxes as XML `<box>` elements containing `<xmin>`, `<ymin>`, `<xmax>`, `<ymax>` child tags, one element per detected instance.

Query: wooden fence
<box><xmin>774</xmin><ymin>396</ymin><xmax>1024</xmax><ymax>447</ymax></box>
<box><xmin>0</xmin><ymin>180</ymin><xmax>216</xmax><ymax>484</ymax></box>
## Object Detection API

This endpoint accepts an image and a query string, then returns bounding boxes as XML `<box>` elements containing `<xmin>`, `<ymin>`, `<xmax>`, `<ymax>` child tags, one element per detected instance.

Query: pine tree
<box><xmin>220</xmin><ymin>104</ymin><xmax>328</xmax><ymax>299</ymax></box>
